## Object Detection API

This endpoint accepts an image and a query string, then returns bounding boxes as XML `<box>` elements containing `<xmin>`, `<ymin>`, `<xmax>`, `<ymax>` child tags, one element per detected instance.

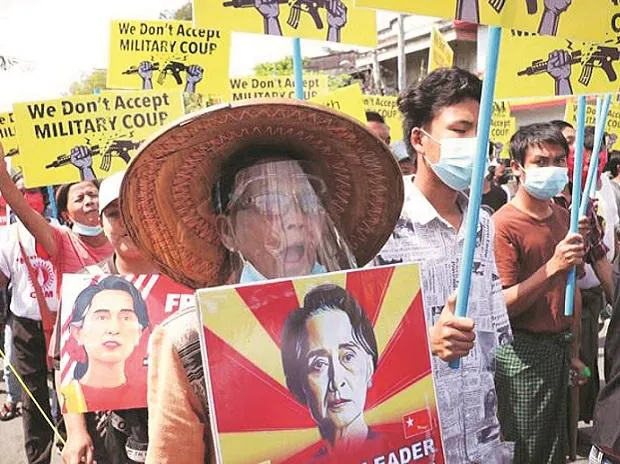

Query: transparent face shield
<box><xmin>218</xmin><ymin>160</ymin><xmax>356</xmax><ymax>281</ymax></box>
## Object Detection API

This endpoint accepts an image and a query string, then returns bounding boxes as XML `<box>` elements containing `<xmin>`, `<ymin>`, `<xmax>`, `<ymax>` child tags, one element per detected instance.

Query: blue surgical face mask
<box><xmin>420</xmin><ymin>129</ymin><xmax>479</xmax><ymax>191</ymax></box>
<box><xmin>239</xmin><ymin>260</ymin><xmax>327</xmax><ymax>284</ymax></box>
<box><xmin>72</xmin><ymin>222</ymin><xmax>104</xmax><ymax>237</ymax></box>
<box><xmin>522</xmin><ymin>166</ymin><xmax>569</xmax><ymax>200</ymax></box>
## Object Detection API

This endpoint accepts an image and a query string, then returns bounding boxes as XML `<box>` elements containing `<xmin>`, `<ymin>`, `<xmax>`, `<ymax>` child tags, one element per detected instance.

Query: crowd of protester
<box><xmin>0</xmin><ymin>66</ymin><xmax>619</xmax><ymax>464</ymax></box>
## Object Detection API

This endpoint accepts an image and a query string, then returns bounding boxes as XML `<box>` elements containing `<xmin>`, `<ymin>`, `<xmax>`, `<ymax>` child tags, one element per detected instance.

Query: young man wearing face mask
<box><xmin>0</xmin><ymin>171</ymin><xmax>59</xmax><ymax>464</ymax></box>
<box><xmin>374</xmin><ymin>67</ymin><xmax>514</xmax><ymax>463</ymax></box>
<box><xmin>492</xmin><ymin>123</ymin><xmax>588</xmax><ymax>464</ymax></box>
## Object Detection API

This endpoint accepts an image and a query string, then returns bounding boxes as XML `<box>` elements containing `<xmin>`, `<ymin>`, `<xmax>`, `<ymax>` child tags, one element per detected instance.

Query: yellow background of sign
<box><xmin>13</xmin><ymin>91</ymin><xmax>184</xmax><ymax>187</ymax></box>
<box><xmin>496</xmin><ymin>33</ymin><xmax>620</xmax><ymax>100</ymax></box>
<box><xmin>490</xmin><ymin>103</ymin><xmax>515</xmax><ymax>160</ymax></box>
<box><xmin>428</xmin><ymin>27</ymin><xmax>454</xmax><ymax>73</ymax></box>
<box><xmin>565</xmin><ymin>98</ymin><xmax>620</xmax><ymax>152</ymax></box>
<box><xmin>228</xmin><ymin>74</ymin><xmax>329</xmax><ymax>101</ymax></box>
<box><xmin>108</xmin><ymin>20</ymin><xmax>231</xmax><ymax>97</ymax></box>
<box><xmin>363</xmin><ymin>95</ymin><xmax>403</xmax><ymax>143</ymax></box>
<box><xmin>0</xmin><ymin>112</ymin><xmax>21</xmax><ymax>169</ymax></box>
<box><xmin>354</xmin><ymin>0</ymin><xmax>614</xmax><ymax>44</ymax></box>
<box><xmin>310</xmin><ymin>84</ymin><xmax>366</xmax><ymax>122</ymax></box>
<box><xmin>194</xmin><ymin>0</ymin><xmax>377</xmax><ymax>47</ymax></box>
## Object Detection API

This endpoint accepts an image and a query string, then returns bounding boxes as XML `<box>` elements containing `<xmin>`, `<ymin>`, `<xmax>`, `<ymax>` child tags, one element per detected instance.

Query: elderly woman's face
<box><xmin>65</xmin><ymin>181</ymin><xmax>100</xmax><ymax>227</ymax></box>
<box><xmin>227</xmin><ymin>161</ymin><xmax>326</xmax><ymax>279</ymax></box>
<box><xmin>301</xmin><ymin>309</ymin><xmax>373</xmax><ymax>430</ymax></box>
<box><xmin>75</xmin><ymin>289</ymin><xmax>142</xmax><ymax>366</ymax></box>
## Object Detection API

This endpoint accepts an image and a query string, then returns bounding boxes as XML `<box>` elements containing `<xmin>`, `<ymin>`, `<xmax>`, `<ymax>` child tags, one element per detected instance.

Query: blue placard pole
<box><xmin>579</xmin><ymin>94</ymin><xmax>611</xmax><ymax>216</ymax></box>
<box><xmin>563</xmin><ymin>96</ymin><xmax>587</xmax><ymax>317</ymax></box>
<box><xmin>292</xmin><ymin>38</ymin><xmax>304</xmax><ymax>100</ymax></box>
<box><xmin>449</xmin><ymin>26</ymin><xmax>502</xmax><ymax>369</ymax></box>
<box><xmin>46</xmin><ymin>186</ymin><xmax>58</xmax><ymax>220</ymax></box>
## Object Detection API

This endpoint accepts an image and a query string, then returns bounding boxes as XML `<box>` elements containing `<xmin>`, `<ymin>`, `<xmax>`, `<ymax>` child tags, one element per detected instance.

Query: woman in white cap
<box><xmin>118</xmin><ymin>100</ymin><xmax>404</xmax><ymax>463</ymax></box>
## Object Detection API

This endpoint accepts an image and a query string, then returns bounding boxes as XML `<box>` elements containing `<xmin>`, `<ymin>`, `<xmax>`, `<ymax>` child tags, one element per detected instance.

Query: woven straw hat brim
<box><xmin>120</xmin><ymin>99</ymin><xmax>404</xmax><ymax>289</ymax></box>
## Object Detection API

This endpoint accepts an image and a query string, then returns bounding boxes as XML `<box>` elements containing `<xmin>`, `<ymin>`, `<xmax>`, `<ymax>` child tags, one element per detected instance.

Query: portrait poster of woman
<box><xmin>197</xmin><ymin>263</ymin><xmax>445</xmax><ymax>464</ymax></box>
<box><xmin>59</xmin><ymin>273</ymin><xmax>193</xmax><ymax>413</ymax></box>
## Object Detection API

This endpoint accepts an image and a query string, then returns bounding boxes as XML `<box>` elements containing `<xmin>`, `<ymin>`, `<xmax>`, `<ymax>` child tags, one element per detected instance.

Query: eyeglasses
<box><xmin>234</xmin><ymin>191</ymin><xmax>324</xmax><ymax>217</ymax></box>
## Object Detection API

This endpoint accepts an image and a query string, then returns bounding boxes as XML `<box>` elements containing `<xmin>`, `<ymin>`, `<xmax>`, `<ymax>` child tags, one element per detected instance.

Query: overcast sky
<box><xmin>0</xmin><ymin>0</ymin><xmax>396</xmax><ymax>112</ymax></box>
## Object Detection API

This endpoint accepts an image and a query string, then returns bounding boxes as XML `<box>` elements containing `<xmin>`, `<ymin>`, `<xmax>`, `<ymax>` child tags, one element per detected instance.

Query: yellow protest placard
<box><xmin>108</xmin><ymin>20</ymin><xmax>230</xmax><ymax>97</ymax></box>
<box><xmin>490</xmin><ymin>102</ymin><xmax>516</xmax><ymax>159</ymax></box>
<box><xmin>565</xmin><ymin>98</ymin><xmax>620</xmax><ymax>152</ymax></box>
<box><xmin>0</xmin><ymin>112</ymin><xmax>21</xmax><ymax>169</ymax></box>
<box><xmin>228</xmin><ymin>74</ymin><xmax>329</xmax><ymax>101</ymax></box>
<box><xmin>354</xmin><ymin>0</ymin><xmax>615</xmax><ymax>44</ymax></box>
<box><xmin>310</xmin><ymin>84</ymin><xmax>366</xmax><ymax>122</ymax></box>
<box><xmin>194</xmin><ymin>0</ymin><xmax>376</xmax><ymax>47</ymax></box>
<box><xmin>496</xmin><ymin>32</ymin><xmax>620</xmax><ymax>100</ymax></box>
<box><xmin>428</xmin><ymin>27</ymin><xmax>454</xmax><ymax>73</ymax></box>
<box><xmin>13</xmin><ymin>91</ymin><xmax>184</xmax><ymax>188</ymax></box>
<box><xmin>362</xmin><ymin>95</ymin><xmax>403</xmax><ymax>143</ymax></box>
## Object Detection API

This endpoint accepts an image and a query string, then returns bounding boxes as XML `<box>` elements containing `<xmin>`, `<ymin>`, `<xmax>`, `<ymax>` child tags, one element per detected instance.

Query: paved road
<box><xmin>0</xmin><ymin>378</ymin><xmax>61</xmax><ymax>464</ymax></box>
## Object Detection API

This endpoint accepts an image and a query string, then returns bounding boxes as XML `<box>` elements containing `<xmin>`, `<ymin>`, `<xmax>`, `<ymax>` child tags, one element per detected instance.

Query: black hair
<box><xmin>56</xmin><ymin>180</ymin><xmax>100</xmax><ymax>224</ymax></box>
<box><xmin>397</xmin><ymin>67</ymin><xmax>482</xmax><ymax>167</ymax></box>
<box><xmin>584</xmin><ymin>126</ymin><xmax>607</xmax><ymax>151</ymax></box>
<box><xmin>281</xmin><ymin>284</ymin><xmax>378</xmax><ymax>405</ymax></box>
<box><xmin>605</xmin><ymin>156</ymin><xmax>620</xmax><ymax>177</ymax></box>
<box><xmin>71</xmin><ymin>275</ymin><xmax>149</xmax><ymax>379</ymax></box>
<box><xmin>550</xmin><ymin>120</ymin><xmax>574</xmax><ymax>132</ymax></box>
<box><xmin>365</xmin><ymin>111</ymin><xmax>386</xmax><ymax>124</ymax></box>
<box><xmin>509</xmin><ymin>122</ymin><xmax>569</xmax><ymax>166</ymax></box>
<box><xmin>213</xmin><ymin>143</ymin><xmax>308</xmax><ymax>213</ymax></box>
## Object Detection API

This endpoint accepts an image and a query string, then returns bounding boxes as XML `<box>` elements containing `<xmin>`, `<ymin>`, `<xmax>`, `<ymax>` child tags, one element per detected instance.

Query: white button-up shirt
<box><xmin>375</xmin><ymin>177</ymin><xmax>514</xmax><ymax>464</ymax></box>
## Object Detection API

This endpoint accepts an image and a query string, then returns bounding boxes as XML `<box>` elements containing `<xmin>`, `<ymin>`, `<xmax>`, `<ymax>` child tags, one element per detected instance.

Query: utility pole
<box><xmin>397</xmin><ymin>15</ymin><xmax>407</xmax><ymax>92</ymax></box>
<box><xmin>372</xmin><ymin>49</ymin><xmax>383</xmax><ymax>94</ymax></box>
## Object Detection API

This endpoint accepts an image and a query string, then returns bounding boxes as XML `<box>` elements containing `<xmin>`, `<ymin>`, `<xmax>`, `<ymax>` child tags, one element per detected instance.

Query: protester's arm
<box><xmin>61</xmin><ymin>413</ymin><xmax>94</xmax><ymax>464</ymax></box>
<box><xmin>502</xmin><ymin>263</ymin><xmax>561</xmax><ymax>318</ymax></box>
<box><xmin>501</xmin><ymin>233</ymin><xmax>584</xmax><ymax>318</ymax></box>
<box><xmin>0</xmin><ymin>145</ymin><xmax>58</xmax><ymax>257</ymax></box>
<box><xmin>498</xmin><ymin>214</ymin><xmax>588</xmax><ymax>318</ymax></box>
<box><xmin>592</xmin><ymin>258</ymin><xmax>614</xmax><ymax>301</ymax></box>
<box><xmin>146</xmin><ymin>324</ymin><xmax>207</xmax><ymax>464</ymax></box>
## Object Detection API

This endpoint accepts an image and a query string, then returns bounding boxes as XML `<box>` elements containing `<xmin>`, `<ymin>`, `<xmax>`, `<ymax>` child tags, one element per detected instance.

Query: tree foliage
<box><xmin>68</xmin><ymin>69</ymin><xmax>108</xmax><ymax>95</ymax></box>
<box><xmin>160</xmin><ymin>2</ymin><xmax>192</xmax><ymax>20</ymax></box>
<box><xmin>253</xmin><ymin>56</ymin><xmax>351</xmax><ymax>90</ymax></box>
<box><xmin>254</xmin><ymin>56</ymin><xmax>309</xmax><ymax>76</ymax></box>
<box><xmin>173</xmin><ymin>2</ymin><xmax>192</xmax><ymax>20</ymax></box>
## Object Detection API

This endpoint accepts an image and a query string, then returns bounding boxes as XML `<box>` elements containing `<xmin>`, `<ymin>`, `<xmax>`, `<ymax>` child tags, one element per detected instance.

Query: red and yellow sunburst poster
<box><xmin>197</xmin><ymin>263</ymin><xmax>445</xmax><ymax>464</ymax></box>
